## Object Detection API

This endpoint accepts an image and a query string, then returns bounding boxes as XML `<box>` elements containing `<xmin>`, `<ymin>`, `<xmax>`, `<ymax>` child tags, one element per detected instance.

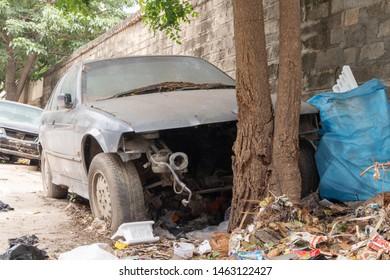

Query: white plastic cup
<box><xmin>173</xmin><ymin>242</ymin><xmax>195</xmax><ymax>259</ymax></box>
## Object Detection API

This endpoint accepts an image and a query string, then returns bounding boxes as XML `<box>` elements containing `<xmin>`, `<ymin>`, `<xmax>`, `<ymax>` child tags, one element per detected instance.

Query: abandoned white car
<box><xmin>39</xmin><ymin>56</ymin><xmax>319</xmax><ymax>230</ymax></box>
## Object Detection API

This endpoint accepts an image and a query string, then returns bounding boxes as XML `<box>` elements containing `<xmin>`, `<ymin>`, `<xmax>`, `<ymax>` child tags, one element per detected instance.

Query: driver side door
<box><xmin>40</xmin><ymin>66</ymin><xmax>82</xmax><ymax>185</ymax></box>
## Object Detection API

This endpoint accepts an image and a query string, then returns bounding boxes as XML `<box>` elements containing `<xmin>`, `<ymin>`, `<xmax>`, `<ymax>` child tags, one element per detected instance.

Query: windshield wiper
<box><xmin>179</xmin><ymin>83</ymin><xmax>235</xmax><ymax>91</ymax></box>
<box><xmin>99</xmin><ymin>82</ymin><xmax>235</xmax><ymax>101</ymax></box>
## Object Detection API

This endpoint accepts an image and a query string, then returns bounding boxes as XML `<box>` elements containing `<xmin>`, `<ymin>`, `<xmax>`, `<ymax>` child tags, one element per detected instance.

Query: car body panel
<box><xmin>87</xmin><ymin>91</ymin><xmax>318</xmax><ymax>134</ymax></box>
<box><xmin>88</xmin><ymin>89</ymin><xmax>238</xmax><ymax>133</ymax></box>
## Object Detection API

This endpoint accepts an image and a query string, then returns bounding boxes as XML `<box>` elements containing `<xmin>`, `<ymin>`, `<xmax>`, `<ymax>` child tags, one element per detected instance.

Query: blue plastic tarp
<box><xmin>308</xmin><ymin>78</ymin><xmax>390</xmax><ymax>201</ymax></box>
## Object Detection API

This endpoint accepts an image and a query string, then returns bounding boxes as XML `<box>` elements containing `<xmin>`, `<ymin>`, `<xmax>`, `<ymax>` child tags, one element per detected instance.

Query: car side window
<box><xmin>59</xmin><ymin>66</ymin><xmax>78</xmax><ymax>103</ymax></box>
<box><xmin>47</xmin><ymin>67</ymin><xmax>79</xmax><ymax>111</ymax></box>
<box><xmin>47</xmin><ymin>77</ymin><xmax>65</xmax><ymax>111</ymax></box>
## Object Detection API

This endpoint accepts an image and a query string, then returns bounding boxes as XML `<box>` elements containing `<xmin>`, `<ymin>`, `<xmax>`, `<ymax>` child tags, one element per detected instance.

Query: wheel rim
<box><xmin>93</xmin><ymin>172</ymin><xmax>112</xmax><ymax>224</ymax></box>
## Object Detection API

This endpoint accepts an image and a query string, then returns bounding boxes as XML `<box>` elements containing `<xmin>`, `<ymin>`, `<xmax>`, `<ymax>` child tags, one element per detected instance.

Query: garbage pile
<box><xmin>56</xmin><ymin>189</ymin><xmax>390</xmax><ymax>260</ymax></box>
<box><xmin>213</xmin><ymin>192</ymin><xmax>390</xmax><ymax>260</ymax></box>
<box><xmin>58</xmin><ymin>163</ymin><xmax>390</xmax><ymax>261</ymax></box>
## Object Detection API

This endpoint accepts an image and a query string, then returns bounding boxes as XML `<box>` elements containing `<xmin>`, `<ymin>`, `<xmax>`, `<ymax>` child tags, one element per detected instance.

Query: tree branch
<box><xmin>0</xmin><ymin>31</ymin><xmax>9</xmax><ymax>44</ymax></box>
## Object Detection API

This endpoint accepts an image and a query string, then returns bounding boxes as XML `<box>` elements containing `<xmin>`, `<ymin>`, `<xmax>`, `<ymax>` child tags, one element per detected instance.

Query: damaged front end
<box><xmin>118</xmin><ymin>123</ymin><xmax>236</xmax><ymax>223</ymax></box>
<box><xmin>0</xmin><ymin>100</ymin><xmax>42</xmax><ymax>164</ymax></box>
<box><xmin>0</xmin><ymin>127</ymin><xmax>40</xmax><ymax>161</ymax></box>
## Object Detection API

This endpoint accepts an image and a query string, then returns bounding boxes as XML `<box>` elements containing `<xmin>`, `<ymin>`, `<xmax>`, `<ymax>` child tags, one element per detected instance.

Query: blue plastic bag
<box><xmin>308</xmin><ymin>79</ymin><xmax>390</xmax><ymax>201</ymax></box>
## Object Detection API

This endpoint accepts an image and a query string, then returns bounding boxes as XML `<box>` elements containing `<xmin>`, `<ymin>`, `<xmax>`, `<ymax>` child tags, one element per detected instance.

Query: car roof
<box><xmin>80</xmin><ymin>55</ymin><xmax>204</xmax><ymax>66</ymax></box>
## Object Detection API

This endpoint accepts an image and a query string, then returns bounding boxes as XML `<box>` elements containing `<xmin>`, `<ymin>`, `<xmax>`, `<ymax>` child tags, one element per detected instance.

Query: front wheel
<box><xmin>41</xmin><ymin>150</ymin><xmax>68</xmax><ymax>199</ymax></box>
<box><xmin>88</xmin><ymin>153</ymin><xmax>146</xmax><ymax>231</ymax></box>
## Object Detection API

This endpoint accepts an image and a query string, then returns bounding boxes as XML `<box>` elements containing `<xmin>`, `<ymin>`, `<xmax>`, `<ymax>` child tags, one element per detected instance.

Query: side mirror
<box><xmin>57</xmin><ymin>93</ymin><xmax>73</xmax><ymax>109</ymax></box>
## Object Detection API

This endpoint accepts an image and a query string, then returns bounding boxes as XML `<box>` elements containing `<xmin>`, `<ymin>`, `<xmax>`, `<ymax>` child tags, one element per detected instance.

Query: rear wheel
<box><xmin>299</xmin><ymin>139</ymin><xmax>319</xmax><ymax>198</ymax></box>
<box><xmin>41</xmin><ymin>150</ymin><xmax>68</xmax><ymax>199</ymax></box>
<box><xmin>88</xmin><ymin>153</ymin><xmax>146</xmax><ymax>231</ymax></box>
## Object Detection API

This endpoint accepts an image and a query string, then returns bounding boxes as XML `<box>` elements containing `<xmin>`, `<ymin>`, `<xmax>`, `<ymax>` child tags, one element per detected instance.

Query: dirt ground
<box><xmin>0</xmin><ymin>164</ymin><xmax>112</xmax><ymax>259</ymax></box>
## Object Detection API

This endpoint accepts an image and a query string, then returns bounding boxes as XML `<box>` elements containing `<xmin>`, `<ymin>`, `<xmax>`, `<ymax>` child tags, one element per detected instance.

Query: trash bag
<box><xmin>0</xmin><ymin>244</ymin><xmax>47</xmax><ymax>260</ymax></box>
<box><xmin>8</xmin><ymin>234</ymin><xmax>39</xmax><ymax>248</ymax></box>
<box><xmin>0</xmin><ymin>200</ymin><xmax>14</xmax><ymax>212</ymax></box>
<box><xmin>1</xmin><ymin>235</ymin><xmax>47</xmax><ymax>260</ymax></box>
<box><xmin>308</xmin><ymin>78</ymin><xmax>390</xmax><ymax>201</ymax></box>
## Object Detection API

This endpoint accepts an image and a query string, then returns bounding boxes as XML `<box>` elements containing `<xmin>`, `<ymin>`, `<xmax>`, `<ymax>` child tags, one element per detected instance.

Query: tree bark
<box><xmin>5</xmin><ymin>50</ymin><xmax>18</xmax><ymax>101</ymax></box>
<box><xmin>269</xmin><ymin>0</ymin><xmax>302</xmax><ymax>204</ymax></box>
<box><xmin>229</xmin><ymin>0</ymin><xmax>273</xmax><ymax>230</ymax></box>
<box><xmin>5</xmin><ymin>52</ymin><xmax>37</xmax><ymax>102</ymax></box>
<box><xmin>16</xmin><ymin>53</ymin><xmax>38</xmax><ymax>100</ymax></box>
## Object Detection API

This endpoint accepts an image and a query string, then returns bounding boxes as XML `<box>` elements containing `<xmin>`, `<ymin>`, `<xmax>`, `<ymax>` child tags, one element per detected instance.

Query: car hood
<box><xmin>88</xmin><ymin>89</ymin><xmax>318</xmax><ymax>133</ymax></box>
<box><xmin>88</xmin><ymin>89</ymin><xmax>238</xmax><ymax>133</ymax></box>
<box><xmin>0</xmin><ymin>120</ymin><xmax>39</xmax><ymax>135</ymax></box>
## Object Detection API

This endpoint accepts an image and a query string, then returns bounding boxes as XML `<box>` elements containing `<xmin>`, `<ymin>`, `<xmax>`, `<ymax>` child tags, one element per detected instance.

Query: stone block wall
<box><xmin>300</xmin><ymin>0</ymin><xmax>390</xmax><ymax>97</ymax></box>
<box><xmin>37</xmin><ymin>0</ymin><xmax>390</xmax><ymax>106</ymax></box>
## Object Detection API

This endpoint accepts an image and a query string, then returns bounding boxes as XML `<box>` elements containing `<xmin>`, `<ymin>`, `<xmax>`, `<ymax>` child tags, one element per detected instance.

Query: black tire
<box><xmin>30</xmin><ymin>159</ymin><xmax>40</xmax><ymax>167</ymax></box>
<box><xmin>299</xmin><ymin>139</ymin><xmax>319</xmax><ymax>198</ymax></box>
<box><xmin>88</xmin><ymin>153</ymin><xmax>146</xmax><ymax>231</ymax></box>
<box><xmin>41</xmin><ymin>150</ymin><xmax>68</xmax><ymax>199</ymax></box>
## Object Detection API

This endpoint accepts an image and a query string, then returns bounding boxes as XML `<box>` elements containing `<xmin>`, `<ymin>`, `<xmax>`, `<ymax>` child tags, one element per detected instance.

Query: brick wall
<box><xmin>35</xmin><ymin>0</ymin><xmax>390</xmax><ymax>106</ymax></box>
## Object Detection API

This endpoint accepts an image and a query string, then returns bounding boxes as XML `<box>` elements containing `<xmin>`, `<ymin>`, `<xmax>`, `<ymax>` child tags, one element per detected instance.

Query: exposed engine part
<box><xmin>145</xmin><ymin>181</ymin><xmax>164</xmax><ymax>190</ymax></box>
<box><xmin>169</xmin><ymin>152</ymin><xmax>188</xmax><ymax>171</ymax></box>
<box><xmin>146</xmin><ymin>148</ymin><xmax>193</xmax><ymax>206</ymax></box>
<box><xmin>150</xmin><ymin>149</ymin><xmax>171</xmax><ymax>173</ymax></box>
<box><xmin>193</xmin><ymin>186</ymin><xmax>232</xmax><ymax>195</ymax></box>
<box><xmin>199</xmin><ymin>173</ymin><xmax>233</xmax><ymax>189</ymax></box>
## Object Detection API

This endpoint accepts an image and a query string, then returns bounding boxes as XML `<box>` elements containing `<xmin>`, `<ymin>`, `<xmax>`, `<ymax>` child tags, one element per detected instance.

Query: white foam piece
<box><xmin>332</xmin><ymin>65</ymin><xmax>358</xmax><ymax>93</ymax></box>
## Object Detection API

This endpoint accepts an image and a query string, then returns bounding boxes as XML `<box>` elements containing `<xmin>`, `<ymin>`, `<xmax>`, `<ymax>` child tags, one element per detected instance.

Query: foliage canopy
<box><xmin>1</xmin><ymin>0</ymin><xmax>196</xmax><ymax>98</ymax></box>
<box><xmin>0</xmin><ymin>0</ymin><xmax>134</xmax><ymax>94</ymax></box>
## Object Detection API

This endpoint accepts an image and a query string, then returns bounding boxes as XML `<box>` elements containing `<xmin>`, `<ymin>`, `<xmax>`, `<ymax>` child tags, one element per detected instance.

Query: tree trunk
<box><xmin>5</xmin><ymin>52</ymin><xmax>37</xmax><ymax>102</ymax></box>
<box><xmin>229</xmin><ymin>0</ymin><xmax>273</xmax><ymax>230</ymax></box>
<box><xmin>5</xmin><ymin>50</ymin><xmax>18</xmax><ymax>101</ymax></box>
<box><xmin>16</xmin><ymin>53</ymin><xmax>38</xmax><ymax>101</ymax></box>
<box><xmin>269</xmin><ymin>0</ymin><xmax>302</xmax><ymax>204</ymax></box>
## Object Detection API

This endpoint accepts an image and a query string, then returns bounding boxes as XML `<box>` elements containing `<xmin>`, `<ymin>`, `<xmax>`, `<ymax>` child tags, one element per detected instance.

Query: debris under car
<box><xmin>39</xmin><ymin>55</ymin><xmax>320</xmax><ymax>232</ymax></box>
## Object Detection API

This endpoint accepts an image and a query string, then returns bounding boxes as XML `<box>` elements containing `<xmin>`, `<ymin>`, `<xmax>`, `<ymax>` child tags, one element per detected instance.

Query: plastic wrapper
<box><xmin>291</xmin><ymin>249</ymin><xmax>321</xmax><ymax>260</ymax></box>
<box><xmin>288</xmin><ymin>232</ymin><xmax>327</xmax><ymax>248</ymax></box>
<box><xmin>233</xmin><ymin>250</ymin><xmax>266</xmax><ymax>260</ymax></box>
<box><xmin>368</xmin><ymin>234</ymin><xmax>390</xmax><ymax>253</ymax></box>
<box><xmin>228</xmin><ymin>229</ymin><xmax>244</xmax><ymax>255</ymax></box>
<box><xmin>115</xmin><ymin>241</ymin><xmax>128</xmax><ymax>250</ymax></box>
<box><xmin>196</xmin><ymin>240</ymin><xmax>212</xmax><ymax>255</ymax></box>
<box><xmin>185</xmin><ymin>221</ymin><xmax>228</xmax><ymax>241</ymax></box>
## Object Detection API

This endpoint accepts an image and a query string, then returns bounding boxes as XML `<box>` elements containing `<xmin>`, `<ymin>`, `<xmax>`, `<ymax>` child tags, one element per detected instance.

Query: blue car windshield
<box><xmin>82</xmin><ymin>56</ymin><xmax>235</xmax><ymax>102</ymax></box>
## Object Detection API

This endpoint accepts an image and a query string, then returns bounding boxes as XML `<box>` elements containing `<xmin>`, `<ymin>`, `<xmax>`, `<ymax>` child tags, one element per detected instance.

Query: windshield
<box><xmin>0</xmin><ymin>102</ymin><xmax>42</xmax><ymax>125</ymax></box>
<box><xmin>82</xmin><ymin>56</ymin><xmax>235</xmax><ymax>102</ymax></box>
